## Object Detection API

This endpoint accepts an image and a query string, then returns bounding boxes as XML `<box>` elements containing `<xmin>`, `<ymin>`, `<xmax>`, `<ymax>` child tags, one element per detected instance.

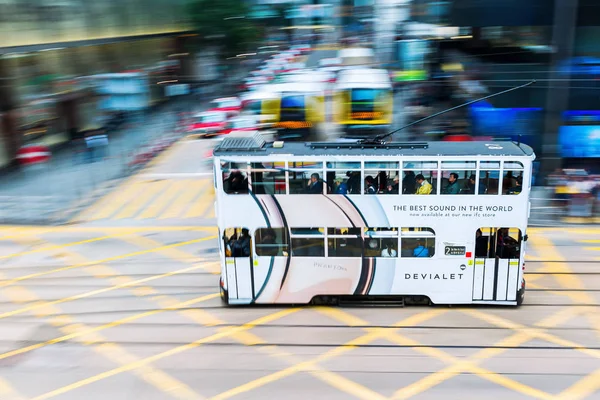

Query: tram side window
<box><xmin>479</xmin><ymin>161</ymin><xmax>501</xmax><ymax>195</ymax></box>
<box><xmin>401</xmin><ymin>228</ymin><xmax>435</xmax><ymax>258</ymax></box>
<box><xmin>327</xmin><ymin>228</ymin><xmax>362</xmax><ymax>257</ymax></box>
<box><xmin>365</xmin><ymin>162</ymin><xmax>399</xmax><ymax>194</ymax></box>
<box><xmin>364</xmin><ymin>228</ymin><xmax>399</xmax><ymax>257</ymax></box>
<box><xmin>250</xmin><ymin>162</ymin><xmax>286</xmax><ymax>195</ymax></box>
<box><xmin>441</xmin><ymin>161</ymin><xmax>476</xmax><ymax>195</ymax></box>
<box><xmin>255</xmin><ymin>228</ymin><xmax>289</xmax><ymax>256</ymax></box>
<box><xmin>291</xmin><ymin>228</ymin><xmax>325</xmax><ymax>257</ymax></box>
<box><xmin>403</xmin><ymin>162</ymin><xmax>438</xmax><ymax>195</ymax></box>
<box><xmin>503</xmin><ymin>162</ymin><xmax>524</xmax><ymax>195</ymax></box>
<box><xmin>289</xmin><ymin>161</ymin><xmax>324</xmax><ymax>194</ymax></box>
<box><xmin>223</xmin><ymin>227</ymin><xmax>252</xmax><ymax>258</ymax></box>
<box><xmin>476</xmin><ymin>227</ymin><xmax>521</xmax><ymax>259</ymax></box>
<box><xmin>326</xmin><ymin>162</ymin><xmax>361</xmax><ymax>194</ymax></box>
<box><xmin>222</xmin><ymin>162</ymin><xmax>248</xmax><ymax>195</ymax></box>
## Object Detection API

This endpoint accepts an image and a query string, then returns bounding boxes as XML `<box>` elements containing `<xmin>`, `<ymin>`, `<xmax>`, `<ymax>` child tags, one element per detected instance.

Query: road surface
<box><xmin>0</xmin><ymin>139</ymin><xmax>599</xmax><ymax>400</ymax></box>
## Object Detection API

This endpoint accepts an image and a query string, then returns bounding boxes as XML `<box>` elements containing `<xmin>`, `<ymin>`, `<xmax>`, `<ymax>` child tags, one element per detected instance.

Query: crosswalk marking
<box><xmin>184</xmin><ymin>185</ymin><xmax>215</xmax><ymax>219</ymax></box>
<box><xmin>77</xmin><ymin>178</ymin><xmax>216</xmax><ymax>221</ymax></box>
<box><xmin>136</xmin><ymin>181</ymin><xmax>187</xmax><ymax>220</ymax></box>
<box><xmin>93</xmin><ymin>181</ymin><xmax>145</xmax><ymax>220</ymax></box>
<box><xmin>114</xmin><ymin>181</ymin><xmax>167</xmax><ymax>220</ymax></box>
<box><xmin>160</xmin><ymin>180</ymin><xmax>210</xmax><ymax>219</ymax></box>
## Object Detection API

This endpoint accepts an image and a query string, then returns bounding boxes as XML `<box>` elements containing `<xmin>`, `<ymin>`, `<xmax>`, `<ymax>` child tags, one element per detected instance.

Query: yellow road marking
<box><xmin>584</xmin><ymin>247</ymin><xmax>600</xmax><ymax>251</ymax></box>
<box><xmin>0</xmin><ymin>234</ymin><xmax>116</xmax><ymax>260</ymax></box>
<box><xmin>31</xmin><ymin>308</ymin><xmax>300</xmax><ymax>400</ymax></box>
<box><xmin>0</xmin><ymin>236</ymin><xmax>215</xmax><ymax>288</ymax></box>
<box><xmin>210</xmin><ymin>310</ymin><xmax>445</xmax><ymax>400</ymax></box>
<box><xmin>115</xmin><ymin>181</ymin><xmax>167</xmax><ymax>219</ymax></box>
<box><xmin>184</xmin><ymin>185</ymin><xmax>215</xmax><ymax>219</ymax></box>
<box><xmin>0</xmin><ymin>226</ymin><xmax>217</xmax><ymax>236</ymax></box>
<box><xmin>137</xmin><ymin>180</ymin><xmax>187</xmax><ymax>219</ymax></box>
<box><xmin>559</xmin><ymin>367</ymin><xmax>600</xmax><ymax>400</ymax></box>
<box><xmin>161</xmin><ymin>180</ymin><xmax>210</xmax><ymax>219</ymax></box>
<box><xmin>0</xmin><ymin>293</ymin><xmax>218</xmax><ymax>363</ymax></box>
<box><xmin>91</xmin><ymin>181</ymin><xmax>145</xmax><ymax>220</ymax></box>
<box><xmin>0</xmin><ymin>261</ymin><xmax>216</xmax><ymax>320</ymax></box>
<box><xmin>318</xmin><ymin>308</ymin><xmax>560</xmax><ymax>400</ymax></box>
<box><xmin>0</xmin><ymin>276</ymin><xmax>203</xmax><ymax>400</ymax></box>
<box><xmin>529</xmin><ymin>234</ymin><xmax>600</xmax><ymax>336</ymax></box>
<box><xmin>0</xmin><ymin>377</ymin><xmax>26</xmax><ymax>400</ymax></box>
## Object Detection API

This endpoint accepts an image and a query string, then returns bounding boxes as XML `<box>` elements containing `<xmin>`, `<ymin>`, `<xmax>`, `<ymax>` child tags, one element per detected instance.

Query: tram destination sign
<box><xmin>445</xmin><ymin>246</ymin><xmax>466</xmax><ymax>256</ymax></box>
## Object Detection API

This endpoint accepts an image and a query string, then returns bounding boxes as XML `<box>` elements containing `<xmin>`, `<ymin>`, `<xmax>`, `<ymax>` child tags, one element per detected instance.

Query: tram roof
<box><xmin>213</xmin><ymin>135</ymin><xmax>535</xmax><ymax>158</ymax></box>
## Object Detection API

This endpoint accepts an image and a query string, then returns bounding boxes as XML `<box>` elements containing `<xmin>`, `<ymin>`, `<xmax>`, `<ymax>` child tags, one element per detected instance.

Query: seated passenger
<box><xmin>365</xmin><ymin>176</ymin><xmax>377</xmax><ymax>194</ymax></box>
<box><xmin>467</xmin><ymin>174</ymin><xmax>487</xmax><ymax>194</ymax></box>
<box><xmin>387</xmin><ymin>175</ymin><xmax>400</xmax><ymax>194</ymax></box>
<box><xmin>443</xmin><ymin>173</ymin><xmax>460</xmax><ymax>194</ymax></box>
<box><xmin>381</xmin><ymin>242</ymin><xmax>397</xmax><ymax>257</ymax></box>
<box><xmin>415</xmin><ymin>174</ymin><xmax>432</xmax><ymax>195</ymax></box>
<box><xmin>306</xmin><ymin>173</ymin><xmax>324</xmax><ymax>194</ymax></box>
<box><xmin>506</xmin><ymin>176</ymin><xmax>523</xmax><ymax>195</ymax></box>
<box><xmin>413</xmin><ymin>240</ymin><xmax>430</xmax><ymax>257</ymax></box>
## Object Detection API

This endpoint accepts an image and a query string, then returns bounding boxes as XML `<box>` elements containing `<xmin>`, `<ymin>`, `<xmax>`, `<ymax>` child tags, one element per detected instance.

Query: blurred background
<box><xmin>0</xmin><ymin>0</ymin><xmax>598</xmax><ymax>225</ymax></box>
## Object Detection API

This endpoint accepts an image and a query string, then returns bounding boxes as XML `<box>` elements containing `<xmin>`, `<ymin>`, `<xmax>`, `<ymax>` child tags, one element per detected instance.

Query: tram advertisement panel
<box><xmin>219</xmin><ymin>193</ymin><xmax>526</xmax><ymax>305</ymax></box>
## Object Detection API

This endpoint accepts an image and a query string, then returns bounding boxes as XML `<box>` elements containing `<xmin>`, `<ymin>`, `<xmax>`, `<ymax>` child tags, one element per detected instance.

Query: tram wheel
<box><xmin>517</xmin><ymin>280</ymin><xmax>526</xmax><ymax>306</ymax></box>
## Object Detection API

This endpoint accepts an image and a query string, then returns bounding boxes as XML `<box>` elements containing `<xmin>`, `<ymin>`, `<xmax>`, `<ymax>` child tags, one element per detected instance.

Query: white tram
<box><xmin>212</xmin><ymin>132</ymin><xmax>534</xmax><ymax>306</ymax></box>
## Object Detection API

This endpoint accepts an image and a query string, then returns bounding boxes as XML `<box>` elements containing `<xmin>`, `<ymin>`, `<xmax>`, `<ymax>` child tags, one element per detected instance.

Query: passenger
<box><xmin>413</xmin><ymin>240</ymin><xmax>430</xmax><ymax>257</ymax></box>
<box><xmin>365</xmin><ymin>176</ymin><xmax>377</xmax><ymax>194</ymax></box>
<box><xmin>467</xmin><ymin>174</ymin><xmax>486</xmax><ymax>194</ymax></box>
<box><xmin>475</xmin><ymin>229</ymin><xmax>488</xmax><ymax>257</ymax></box>
<box><xmin>346</xmin><ymin>171</ymin><xmax>361</xmax><ymax>194</ymax></box>
<box><xmin>335</xmin><ymin>178</ymin><xmax>348</xmax><ymax>194</ymax></box>
<box><xmin>381</xmin><ymin>241</ymin><xmax>397</xmax><ymax>257</ymax></box>
<box><xmin>228</xmin><ymin>170</ymin><xmax>248</xmax><ymax>193</ymax></box>
<box><xmin>402</xmin><ymin>171</ymin><xmax>416</xmax><ymax>194</ymax></box>
<box><xmin>306</xmin><ymin>173</ymin><xmax>324</xmax><ymax>194</ymax></box>
<box><xmin>232</xmin><ymin>228</ymin><xmax>251</xmax><ymax>257</ymax></box>
<box><xmin>415</xmin><ymin>174</ymin><xmax>432</xmax><ymax>195</ymax></box>
<box><xmin>387</xmin><ymin>175</ymin><xmax>400</xmax><ymax>194</ymax></box>
<box><xmin>444</xmin><ymin>172</ymin><xmax>460</xmax><ymax>194</ymax></box>
<box><xmin>506</xmin><ymin>176</ymin><xmax>523</xmax><ymax>195</ymax></box>
<box><xmin>496</xmin><ymin>228</ymin><xmax>518</xmax><ymax>259</ymax></box>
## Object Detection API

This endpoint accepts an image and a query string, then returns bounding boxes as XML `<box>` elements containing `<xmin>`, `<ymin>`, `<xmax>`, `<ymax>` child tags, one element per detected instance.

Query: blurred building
<box><xmin>0</xmin><ymin>0</ymin><xmax>194</xmax><ymax>169</ymax></box>
<box><xmin>408</xmin><ymin>0</ymin><xmax>600</xmax><ymax>175</ymax></box>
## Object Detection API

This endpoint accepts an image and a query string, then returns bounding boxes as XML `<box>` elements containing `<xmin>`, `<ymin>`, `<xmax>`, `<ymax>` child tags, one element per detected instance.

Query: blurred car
<box><xmin>208</xmin><ymin>97</ymin><xmax>242</xmax><ymax>117</ymax></box>
<box><xmin>188</xmin><ymin>111</ymin><xmax>228</xmax><ymax>137</ymax></box>
<box><xmin>220</xmin><ymin>116</ymin><xmax>261</xmax><ymax>136</ymax></box>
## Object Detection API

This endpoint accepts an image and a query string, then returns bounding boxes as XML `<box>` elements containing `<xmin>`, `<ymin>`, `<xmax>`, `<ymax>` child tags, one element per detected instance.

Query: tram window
<box><xmin>441</xmin><ymin>170</ymin><xmax>475</xmax><ymax>195</ymax></box>
<box><xmin>291</xmin><ymin>238</ymin><xmax>325</xmax><ymax>257</ymax></box>
<box><xmin>288</xmin><ymin>161</ymin><xmax>324</xmax><ymax>194</ymax></box>
<box><xmin>364</xmin><ymin>228</ymin><xmax>399</xmax><ymax>257</ymax></box>
<box><xmin>479</xmin><ymin>170</ymin><xmax>500</xmax><ymax>195</ymax></box>
<box><xmin>365</xmin><ymin>162</ymin><xmax>399</xmax><ymax>194</ymax></box>
<box><xmin>328</xmin><ymin>238</ymin><xmax>362</xmax><ymax>257</ymax></box>
<box><xmin>403</xmin><ymin>169</ymin><xmax>437</xmax><ymax>195</ymax></box>
<box><xmin>250</xmin><ymin>162</ymin><xmax>286</xmax><ymax>194</ymax></box>
<box><xmin>223</xmin><ymin>227</ymin><xmax>252</xmax><ymax>258</ymax></box>
<box><xmin>222</xmin><ymin>162</ymin><xmax>248</xmax><ymax>195</ymax></box>
<box><xmin>255</xmin><ymin>228</ymin><xmax>289</xmax><ymax>257</ymax></box>
<box><xmin>401</xmin><ymin>228</ymin><xmax>435</xmax><ymax>258</ymax></box>
<box><xmin>503</xmin><ymin>170</ymin><xmax>524</xmax><ymax>195</ymax></box>
<box><xmin>326</xmin><ymin>162</ymin><xmax>361</xmax><ymax>194</ymax></box>
<box><xmin>477</xmin><ymin>227</ymin><xmax>521</xmax><ymax>259</ymax></box>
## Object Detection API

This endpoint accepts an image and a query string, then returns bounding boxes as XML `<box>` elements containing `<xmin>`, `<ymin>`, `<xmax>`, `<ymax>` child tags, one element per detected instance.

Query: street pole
<box><xmin>539</xmin><ymin>0</ymin><xmax>578</xmax><ymax>182</ymax></box>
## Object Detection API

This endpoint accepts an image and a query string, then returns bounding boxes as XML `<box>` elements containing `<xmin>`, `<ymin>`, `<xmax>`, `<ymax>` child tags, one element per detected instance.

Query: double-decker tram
<box><xmin>212</xmin><ymin>132</ymin><xmax>535</xmax><ymax>306</ymax></box>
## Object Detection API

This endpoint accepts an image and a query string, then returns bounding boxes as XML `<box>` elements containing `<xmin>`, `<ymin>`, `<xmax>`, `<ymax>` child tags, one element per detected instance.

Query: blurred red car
<box><xmin>188</xmin><ymin>111</ymin><xmax>228</xmax><ymax>137</ymax></box>
<box><xmin>219</xmin><ymin>116</ymin><xmax>261</xmax><ymax>135</ymax></box>
<box><xmin>208</xmin><ymin>97</ymin><xmax>242</xmax><ymax>117</ymax></box>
